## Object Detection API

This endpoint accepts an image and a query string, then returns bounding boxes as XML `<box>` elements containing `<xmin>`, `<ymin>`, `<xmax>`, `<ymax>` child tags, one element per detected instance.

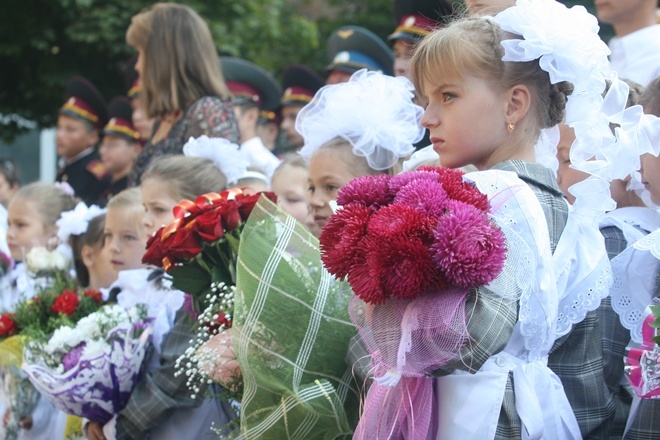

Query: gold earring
<box><xmin>507</xmin><ymin>122</ymin><xmax>515</xmax><ymax>133</ymax></box>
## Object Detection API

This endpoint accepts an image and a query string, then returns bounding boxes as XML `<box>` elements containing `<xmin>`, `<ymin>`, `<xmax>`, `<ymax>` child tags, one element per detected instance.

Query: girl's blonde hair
<box><xmin>271</xmin><ymin>153</ymin><xmax>308</xmax><ymax>181</ymax></box>
<box><xmin>410</xmin><ymin>16</ymin><xmax>572</xmax><ymax>144</ymax></box>
<box><xmin>318</xmin><ymin>137</ymin><xmax>403</xmax><ymax>176</ymax></box>
<box><xmin>15</xmin><ymin>182</ymin><xmax>78</xmax><ymax>231</ymax></box>
<box><xmin>107</xmin><ymin>187</ymin><xmax>145</xmax><ymax>231</ymax></box>
<box><xmin>126</xmin><ymin>3</ymin><xmax>230</xmax><ymax>119</ymax></box>
<box><xmin>143</xmin><ymin>155</ymin><xmax>227</xmax><ymax>201</ymax></box>
<box><xmin>640</xmin><ymin>76</ymin><xmax>660</xmax><ymax>117</ymax></box>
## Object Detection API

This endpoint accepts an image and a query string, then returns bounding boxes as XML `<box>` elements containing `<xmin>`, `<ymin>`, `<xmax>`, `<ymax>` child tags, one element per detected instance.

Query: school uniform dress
<box><xmin>96</xmin><ymin>175</ymin><xmax>128</xmax><ymax>207</ymax></box>
<box><xmin>598</xmin><ymin>208</ymin><xmax>660</xmax><ymax>438</ymax></box>
<box><xmin>100</xmin><ymin>269</ymin><xmax>234</xmax><ymax>439</ymax></box>
<box><xmin>56</xmin><ymin>147</ymin><xmax>110</xmax><ymax>206</ymax></box>
<box><xmin>606</xmin><ymin>215</ymin><xmax>660</xmax><ymax>440</ymax></box>
<box><xmin>129</xmin><ymin>96</ymin><xmax>239</xmax><ymax>186</ymax></box>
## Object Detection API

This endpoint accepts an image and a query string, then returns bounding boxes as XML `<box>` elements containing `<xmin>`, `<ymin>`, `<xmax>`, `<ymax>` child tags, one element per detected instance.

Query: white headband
<box><xmin>182</xmin><ymin>135</ymin><xmax>249</xmax><ymax>185</ymax></box>
<box><xmin>56</xmin><ymin>202</ymin><xmax>106</xmax><ymax>243</ymax></box>
<box><xmin>296</xmin><ymin>69</ymin><xmax>425</xmax><ymax>171</ymax></box>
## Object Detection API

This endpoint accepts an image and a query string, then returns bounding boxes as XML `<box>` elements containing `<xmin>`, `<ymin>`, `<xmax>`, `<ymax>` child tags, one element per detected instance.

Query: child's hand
<box><xmin>18</xmin><ymin>416</ymin><xmax>32</xmax><ymax>430</ymax></box>
<box><xmin>87</xmin><ymin>421</ymin><xmax>106</xmax><ymax>440</ymax></box>
<box><xmin>196</xmin><ymin>328</ymin><xmax>241</xmax><ymax>385</ymax></box>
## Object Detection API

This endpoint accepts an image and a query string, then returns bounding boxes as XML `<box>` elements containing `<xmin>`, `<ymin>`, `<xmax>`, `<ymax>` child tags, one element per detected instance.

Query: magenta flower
<box><xmin>394</xmin><ymin>180</ymin><xmax>449</xmax><ymax>218</ymax></box>
<box><xmin>388</xmin><ymin>170</ymin><xmax>439</xmax><ymax>193</ymax></box>
<box><xmin>432</xmin><ymin>201</ymin><xmax>507</xmax><ymax>288</ymax></box>
<box><xmin>337</xmin><ymin>174</ymin><xmax>393</xmax><ymax>209</ymax></box>
<box><xmin>320</xmin><ymin>204</ymin><xmax>372</xmax><ymax>279</ymax></box>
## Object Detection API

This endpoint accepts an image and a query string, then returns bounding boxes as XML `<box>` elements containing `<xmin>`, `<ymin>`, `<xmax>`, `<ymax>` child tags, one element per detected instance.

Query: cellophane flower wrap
<box><xmin>320</xmin><ymin>166</ymin><xmax>507</xmax><ymax>439</ymax></box>
<box><xmin>0</xmin><ymin>273</ymin><xmax>102</xmax><ymax>439</ymax></box>
<box><xmin>22</xmin><ymin>304</ymin><xmax>151</xmax><ymax>424</ymax></box>
<box><xmin>220</xmin><ymin>195</ymin><xmax>359</xmax><ymax>439</ymax></box>
<box><xmin>142</xmin><ymin>189</ymin><xmax>276</xmax><ymax>398</ymax></box>
<box><xmin>625</xmin><ymin>304</ymin><xmax>660</xmax><ymax>399</ymax></box>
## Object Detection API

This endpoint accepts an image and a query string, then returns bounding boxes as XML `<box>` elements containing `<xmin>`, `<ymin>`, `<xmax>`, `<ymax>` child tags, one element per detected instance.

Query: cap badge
<box><xmin>337</xmin><ymin>29</ymin><xmax>354</xmax><ymax>39</ymax></box>
<box><xmin>334</xmin><ymin>51</ymin><xmax>350</xmax><ymax>63</ymax></box>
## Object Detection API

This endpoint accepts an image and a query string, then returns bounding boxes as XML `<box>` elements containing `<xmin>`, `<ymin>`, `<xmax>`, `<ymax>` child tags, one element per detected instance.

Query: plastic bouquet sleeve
<box><xmin>225</xmin><ymin>195</ymin><xmax>359</xmax><ymax>439</ymax></box>
<box><xmin>22</xmin><ymin>313</ymin><xmax>151</xmax><ymax>425</ymax></box>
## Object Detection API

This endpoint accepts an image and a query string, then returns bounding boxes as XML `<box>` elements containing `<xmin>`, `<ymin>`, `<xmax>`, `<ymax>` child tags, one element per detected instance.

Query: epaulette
<box><xmin>86</xmin><ymin>160</ymin><xmax>108</xmax><ymax>180</ymax></box>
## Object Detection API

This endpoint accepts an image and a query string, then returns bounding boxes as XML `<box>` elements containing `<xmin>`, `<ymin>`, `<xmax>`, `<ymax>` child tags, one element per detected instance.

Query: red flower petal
<box><xmin>320</xmin><ymin>205</ymin><xmax>372</xmax><ymax>279</ymax></box>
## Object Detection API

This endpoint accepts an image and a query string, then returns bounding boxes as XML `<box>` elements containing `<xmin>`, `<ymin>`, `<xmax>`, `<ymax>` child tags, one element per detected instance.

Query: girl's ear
<box><xmin>505</xmin><ymin>84</ymin><xmax>532</xmax><ymax>125</ymax></box>
<box><xmin>81</xmin><ymin>244</ymin><xmax>95</xmax><ymax>268</ymax></box>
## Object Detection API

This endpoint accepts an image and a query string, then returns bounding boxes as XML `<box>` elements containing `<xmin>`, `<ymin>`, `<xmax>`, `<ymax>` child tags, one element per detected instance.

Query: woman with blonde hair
<box><xmin>126</xmin><ymin>2</ymin><xmax>239</xmax><ymax>185</ymax></box>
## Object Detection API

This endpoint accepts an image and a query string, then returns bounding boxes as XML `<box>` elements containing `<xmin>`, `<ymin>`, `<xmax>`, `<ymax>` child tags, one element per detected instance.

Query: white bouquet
<box><xmin>22</xmin><ymin>304</ymin><xmax>151</xmax><ymax>424</ymax></box>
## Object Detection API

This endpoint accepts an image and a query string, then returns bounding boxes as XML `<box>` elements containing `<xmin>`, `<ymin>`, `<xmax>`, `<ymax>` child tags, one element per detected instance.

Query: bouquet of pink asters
<box><xmin>321</xmin><ymin>166</ymin><xmax>506</xmax><ymax>304</ymax></box>
<box><xmin>320</xmin><ymin>166</ymin><xmax>508</xmax><ymax>439</ymax></box>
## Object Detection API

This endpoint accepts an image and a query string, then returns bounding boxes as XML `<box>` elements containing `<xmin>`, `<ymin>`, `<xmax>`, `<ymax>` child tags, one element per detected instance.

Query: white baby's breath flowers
<box><xmin>174</xmin><ymin>282</ymin><xmax>236</xmax><ymax>398</ymax></box>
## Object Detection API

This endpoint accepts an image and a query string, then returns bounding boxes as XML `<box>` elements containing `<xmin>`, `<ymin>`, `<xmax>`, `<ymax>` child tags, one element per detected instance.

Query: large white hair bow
<box><xmin>56</xmin><ymin>202</ymin><xmax>106</xmax><ymax>243</ymax></box>
<box><xmin>297</xmin><ymin>69</ymin><xmax>425</xmax><ymax>170</ymax></box>
<box><xmin>183</xmin><ymin>136</ymin><xmax>249</xmax><ymax>185</ymax></box>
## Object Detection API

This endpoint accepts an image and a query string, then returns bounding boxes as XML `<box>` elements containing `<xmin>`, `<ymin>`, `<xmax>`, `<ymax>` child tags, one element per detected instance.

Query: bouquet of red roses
<box><xmin>142</xmin><ymin>189</ymin><xmax>276</xmax><ymax>311</ymax></box>
<box><xmin>320</xmin><ymin>166</ymin><xmax>507</xmax><ymax>304</ymax></box>
<box><xmin>142</xmin><ymin>190</ymin><xmax>276</xmax><ymax>398</ymax></box>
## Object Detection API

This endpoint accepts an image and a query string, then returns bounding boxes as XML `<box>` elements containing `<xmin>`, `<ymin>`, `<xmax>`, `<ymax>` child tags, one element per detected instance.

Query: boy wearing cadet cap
<box><xmin>221</xmin><ymin>56</ymin><xmax>282</xmax><ymax>179</ymax></box>
<box><xmin>56</xmin><ymin>76</ymin><xmax>110</xmax><ymax>206</ymax></box>
<box><xmin>279</xmin><ymin>65</ymin><xmax>324</xmax><ymax>150</ymax></box>
<box><xmin>325</xmin><ymin>25</ymin><xmax>394</xmax><ymax>84</ymax></box>
<box><xmin>97</xmin><ymin>97</ymin><xmax>142</xmax><ymax>206</ymax></box>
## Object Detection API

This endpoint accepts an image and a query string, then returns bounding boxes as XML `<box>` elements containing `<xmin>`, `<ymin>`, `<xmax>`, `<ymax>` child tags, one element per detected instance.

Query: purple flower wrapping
<box><xmin>22</xmin><ymin>324</ymin><xmax>151</xmax><ymax>424</ymax></box>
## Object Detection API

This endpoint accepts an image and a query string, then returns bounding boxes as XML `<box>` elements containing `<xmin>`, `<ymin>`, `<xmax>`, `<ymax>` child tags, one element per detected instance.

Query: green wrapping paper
<box><xmin>228</xmin><ymin>196</ymin><xmax>359</xmax><ymax>439</ymax></box>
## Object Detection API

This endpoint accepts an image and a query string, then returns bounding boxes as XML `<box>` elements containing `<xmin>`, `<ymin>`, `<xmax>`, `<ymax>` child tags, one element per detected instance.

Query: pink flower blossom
<box><xmin>394</xmin><ymin>180</ymin><xmax>449</xmax><ymax>218</ymax></box>
<box><xmin>388</xmin><ymin>170</ymin><xmax>439</xmax><ymax>193</ymax></box>
<box><xmin>337</xmin><ymin>174</ymin><xmax>393</xmax><ymax>209</ymax></box>
<box><xmin>432</xmin><ymin>201</ymin><xmax>507</xmax><ymax>288</ymax></box>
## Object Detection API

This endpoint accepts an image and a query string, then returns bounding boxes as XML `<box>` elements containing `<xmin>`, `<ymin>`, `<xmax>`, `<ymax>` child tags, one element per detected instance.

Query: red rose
<box><xmin>192</xmin><ymin>209</ymin><xmax>225</xmax><ymax>242</ymax></box>
<box><xmin>0</xmin><ymin>313</ymin><xmax>17</xmax><ymax>337</ymax></box>
<box><xmin>216</xmin><ymin>201</ymin><xmax>242</xmax><ymax>231</ymax></box>
<box><xmin>162</xmin><ymin>223</ymin><xmax>203</xmax><ymax>260</ymax></box>
<box><xmin>237</xmin><ymin>192</ymin><xmax>277</xmax><ymax>221</ymax></box>
<box><xmin>83</xmin><ymin>289</ymin><xmax>103</xmax><ymax>304</ymax></box>
<box><xmin>51</xmin><ymin>292</ymin><xmax>80</xmax><ymax>316</ymax></box>
<box><xmin>143</xmin><ymin>228</ymin><xmax>166</xmax><ymax>266</ymax></box>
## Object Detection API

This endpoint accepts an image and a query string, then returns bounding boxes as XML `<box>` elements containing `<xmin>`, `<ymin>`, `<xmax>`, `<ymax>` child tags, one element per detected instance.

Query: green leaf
<box><xmin>168</xmin><ymin>264</ymin><xmax>212</xmax><ymax>296</ymax></box>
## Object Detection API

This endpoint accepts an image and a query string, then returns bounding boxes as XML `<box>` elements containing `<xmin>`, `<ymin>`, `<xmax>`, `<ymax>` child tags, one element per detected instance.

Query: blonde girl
<box><xmin>2</xmin><ymin>182</ymin><xmax>77</xmax><ymax>310</ymax></box>
<box><xmin>349</xmin><ymin>1</ymin><xmax>644</xmax><ymax>438</ymax></box>
<box><xmin>269</xmin><ymin>154</ymin><xmax>317</xmax><ymax>235</ymax></box>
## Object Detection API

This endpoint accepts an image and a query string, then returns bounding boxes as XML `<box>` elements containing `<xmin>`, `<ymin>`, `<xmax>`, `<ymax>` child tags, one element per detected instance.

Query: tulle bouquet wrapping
<box><xmin>220</xmin><ymin>195</ymin><xmax>359</xmax><ymax>439</ymax></box>
<box><xmin>625</xmin><ymin>304</ymin><xmax>660</xmax><ymax>399</ymax></box>
<box><xmin>320</xmin><ymin>166</ymin><xmax>507</xmax><ymax>439</ymax></box>
<box><xmin>0</xmin><ymin>276</ymin><xmax>102</xmax><ymax>440</ymax></box>
<box><xmin>141</xmin><ymin>189</ymin><xmax>276</xmax><ymax>397</ymax></box>
<box><xmin>22</xmin><ymin>304</ymin><xmax>151</xmax><ymax>424</ymax></box>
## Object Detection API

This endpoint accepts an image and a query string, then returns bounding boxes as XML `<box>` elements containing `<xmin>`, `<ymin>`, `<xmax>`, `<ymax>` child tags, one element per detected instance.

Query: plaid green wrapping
<box><xmin>228</xmin><ymin>197</ymin><xmax>359</xmax><ymax>439</ymax></box>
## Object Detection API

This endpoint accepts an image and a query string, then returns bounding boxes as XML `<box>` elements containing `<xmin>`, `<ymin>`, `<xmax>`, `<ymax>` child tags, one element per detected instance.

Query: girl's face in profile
<box><xmin>308</xmin><ymin>147</ymin><xmax>370</xmax><ymax>231</ymax></box>
<box><xmin>141</xmin><ymin>178</ymin><xmax>178</xmax><ymax>237</ymax></box>
<box><xmin>6</xmin><ymin>197</ymin><xmax>52</xmax><ymax>261</ymax></box>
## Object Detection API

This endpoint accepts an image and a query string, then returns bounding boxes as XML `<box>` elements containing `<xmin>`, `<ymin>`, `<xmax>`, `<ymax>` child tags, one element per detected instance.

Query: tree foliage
<box><xmin>0</xmin><ymin>0</ymin><xmax>611</xmax><ymax>141</ymax></box>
